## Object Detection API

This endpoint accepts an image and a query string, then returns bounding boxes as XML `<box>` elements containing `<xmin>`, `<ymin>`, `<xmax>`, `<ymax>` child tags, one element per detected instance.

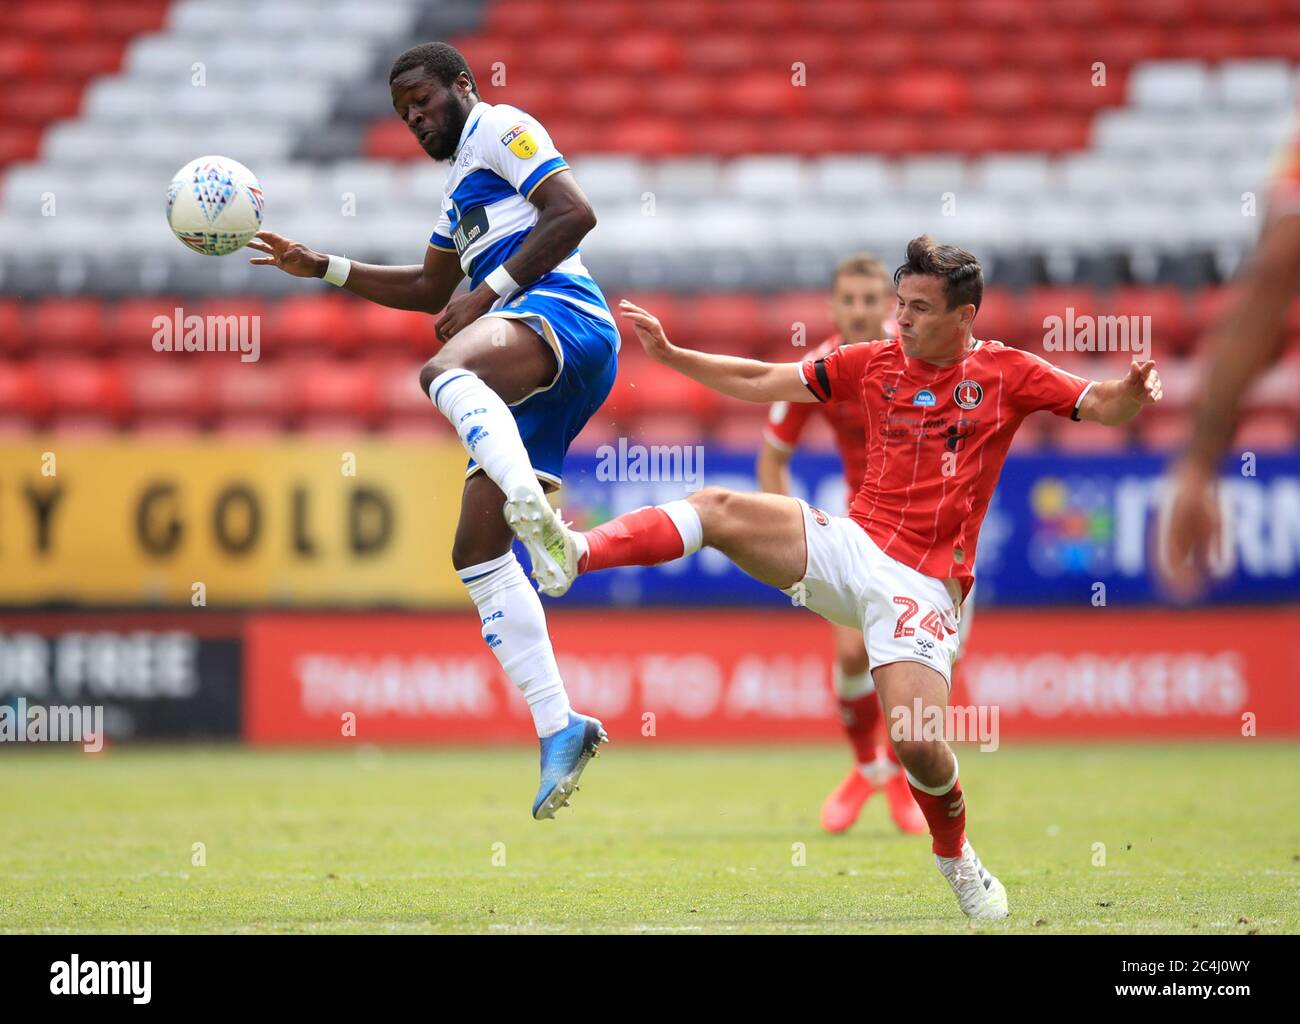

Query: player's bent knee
<box><xmin>418</xmin><ymin>353</ymin><xmax>465</xmax><ymax>397</ymax></box>
<box><xmin>688</xmin><ymin>486</ymin><xmax>738</xmax><ymax>544</ymax></box>
<box><xmin>889</xmin><ymin>735</ymin><xmax>950</xmax><ymax>778</ymax></box>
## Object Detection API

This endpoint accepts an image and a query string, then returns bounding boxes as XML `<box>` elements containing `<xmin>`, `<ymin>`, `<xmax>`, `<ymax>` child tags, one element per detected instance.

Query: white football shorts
<box><xmin>781</xmin><ymin>499</ymin><xmax>965</xmax><ymax>687</ymax></box>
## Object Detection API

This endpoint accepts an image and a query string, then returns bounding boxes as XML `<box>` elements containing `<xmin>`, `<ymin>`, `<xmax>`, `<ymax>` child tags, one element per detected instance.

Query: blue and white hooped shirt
<box><xmin>429</xmin><ymin>102</ymin><xmax>598</xmax><ymax>310</ymax></box>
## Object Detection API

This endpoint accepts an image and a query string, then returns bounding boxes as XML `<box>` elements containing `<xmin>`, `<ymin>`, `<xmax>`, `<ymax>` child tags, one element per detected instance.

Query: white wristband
<box><xmin>484</xmin><ymin>264</ymin><xmax>519</xmax><ymax>298</ymax></box>
<box><xmin>323</xmin><ymin>254</ymin><xmax>351</xmax><ymax>287</ymax></box>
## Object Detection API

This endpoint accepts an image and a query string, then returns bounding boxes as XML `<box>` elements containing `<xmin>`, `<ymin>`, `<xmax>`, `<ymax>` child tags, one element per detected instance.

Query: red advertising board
<box><xmin>244</xmin><ymin>608</ymin><xmax>1300</xmax><ymax>743</ymax></box>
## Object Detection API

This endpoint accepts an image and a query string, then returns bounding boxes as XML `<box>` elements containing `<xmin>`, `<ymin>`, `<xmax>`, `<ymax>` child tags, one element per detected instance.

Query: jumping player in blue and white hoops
<box><xmin>247</xmin><ymin>42</ymin><xmax>616</xmax><ymax>820</ymax></box>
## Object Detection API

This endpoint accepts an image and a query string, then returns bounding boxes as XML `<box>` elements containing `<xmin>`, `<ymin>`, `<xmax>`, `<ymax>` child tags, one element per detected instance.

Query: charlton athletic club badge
<box><xmin>954</xmin><ymin>379</ymin><xmax>983</xmax><ymax>410</ymax></box>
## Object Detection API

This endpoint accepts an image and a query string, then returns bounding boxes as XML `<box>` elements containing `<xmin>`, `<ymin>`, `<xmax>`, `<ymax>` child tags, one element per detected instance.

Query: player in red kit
<box><xmin>757</xmin><ymin>254</ymin><xmax>930</xmax><ymax>836</ymax></box>
<box><xmin>508</xmin><ymin>236</ymin><xmax>1163</xmax><ymax>919</ymax></box>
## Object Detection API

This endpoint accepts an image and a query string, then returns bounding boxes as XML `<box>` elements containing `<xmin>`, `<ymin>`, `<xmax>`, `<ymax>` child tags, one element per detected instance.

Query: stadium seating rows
<box><xmin>3</xmin><ymin>287</ymin><xmax>1298</xmax><ymax>450</ymax></box>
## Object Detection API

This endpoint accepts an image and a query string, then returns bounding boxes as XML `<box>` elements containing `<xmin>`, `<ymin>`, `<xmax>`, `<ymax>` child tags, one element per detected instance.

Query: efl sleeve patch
<box><xmin>500</xmin><ymin>123</ymin><xmax>539</xmax><ymax>159</ymax></box>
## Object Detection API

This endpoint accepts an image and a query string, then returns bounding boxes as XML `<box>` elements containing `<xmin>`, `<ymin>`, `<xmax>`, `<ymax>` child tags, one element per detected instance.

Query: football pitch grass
<box><xmin>2</xmin><ymin>743</ymin><xmax>1296</xmax><ymax>934</ymax></box>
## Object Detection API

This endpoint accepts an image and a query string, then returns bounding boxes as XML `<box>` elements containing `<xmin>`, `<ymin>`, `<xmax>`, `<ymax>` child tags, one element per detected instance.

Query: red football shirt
<box><xmin>799</xmin><ymin>338</ymin><xmax>1093</xmax><ymax>600</ymax></box>
<box><xmin>765</xmin><ymin>335</ymin><xmax>869</xmax><ymax>492</ymax></box>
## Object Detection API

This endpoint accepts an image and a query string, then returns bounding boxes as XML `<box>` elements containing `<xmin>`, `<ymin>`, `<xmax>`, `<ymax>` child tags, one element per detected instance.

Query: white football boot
<box><xmin>936</xmin><ymin>839</ymin><xmax>1009</xmax><ymax>920</ymax></box>
<box><xmin>503</xmin><ymin>486</ymin><xmax>580</xmax><ymax>597</ymax></box>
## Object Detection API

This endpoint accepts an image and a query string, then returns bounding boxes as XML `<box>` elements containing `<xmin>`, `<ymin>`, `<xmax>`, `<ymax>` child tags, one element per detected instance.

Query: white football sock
<box><xmin>429</xmin><ymin>369</ymin><xmax>545</xmax><ymax>501</ymax></box>
<box><xmin>660</xmin><ymin>499</ymin><xmax>704</xmax><ymax>554</ymax></box>
<box><xmin>834</xmin><ymin>665</ymin><xmax>874</xmax><ymax>699</ymax></box>
<box><xmin>460</xmin><ymin>551</ymin><xmax>572</xmax><ymax>737</ymax></box>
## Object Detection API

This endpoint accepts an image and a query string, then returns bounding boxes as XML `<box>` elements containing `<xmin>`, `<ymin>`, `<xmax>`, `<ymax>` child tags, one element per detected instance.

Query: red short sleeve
<box><xmin>798</xmin><ymin>344</ymin><xmax>873</xmax><ymax>403</ymax></box>
<box><xmin>1010</xmin><ymin>349</ymin><xmax>1093</xmax><ymax>419</ymax></box>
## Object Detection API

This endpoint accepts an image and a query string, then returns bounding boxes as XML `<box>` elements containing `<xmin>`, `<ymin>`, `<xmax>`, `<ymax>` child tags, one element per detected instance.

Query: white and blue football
<box><xmin>166</xmin><ymin>155</ymin><xmax>264</xmax><ymax>256</ymax></box>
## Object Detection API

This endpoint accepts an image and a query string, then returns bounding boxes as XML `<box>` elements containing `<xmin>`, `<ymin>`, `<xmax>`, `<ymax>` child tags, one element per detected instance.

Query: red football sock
<box><xmin>882</xmin><ymin>741</ymin><xmax>902</xmax><ymax>767</ymax></box>
<box><xmin>907</xmin><ymin>776</ymin><xmax>967</xmax><ymax>858</ymax></box>
<box><xmin>838</xmin><ymin>694</ymin><xmax>881</xmax><ymax>765</ymax></box>
<box><xmin>579</xmin><ymin>506</ymin><xmax>685</xmax><ymax>573</ymax></box>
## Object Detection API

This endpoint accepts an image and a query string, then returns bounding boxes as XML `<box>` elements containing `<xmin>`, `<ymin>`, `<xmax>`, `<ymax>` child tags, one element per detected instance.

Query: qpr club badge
<box><xmin>954</xmin><ymin>379</ymin><xmax>983</xmax><ymax>410</ymax></box>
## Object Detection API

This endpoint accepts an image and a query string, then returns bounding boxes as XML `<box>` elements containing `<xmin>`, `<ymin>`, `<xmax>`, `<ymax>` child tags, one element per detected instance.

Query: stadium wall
<box><xmin>0</xmin><ymin>608</ymin><xmax>1296</xmax><ymax>744</ymax></box>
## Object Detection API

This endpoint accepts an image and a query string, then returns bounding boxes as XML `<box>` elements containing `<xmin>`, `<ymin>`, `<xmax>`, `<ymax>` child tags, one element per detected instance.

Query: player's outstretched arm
<box><xmin>1077</xmin><ymin>360</ymin><xmax>1163</xmax><ymax>425</ymax></box>
<box><xmin>247</xmin><ymin>231</ymin><xmax>465</xmax><ymax>315</ymax></box>
<box><xmin>619</xmin><ymin>300</ymin><xmax>815</xmax><ymax>404</ymax></box>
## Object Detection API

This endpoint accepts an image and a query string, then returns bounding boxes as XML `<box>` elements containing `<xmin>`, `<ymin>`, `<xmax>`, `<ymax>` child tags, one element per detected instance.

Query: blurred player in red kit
<box><xmin>756</xmin><ymin>255</ymin><xmax>940</xmax><ymax>836</ymax></box>
<box><xmin>510</xmin><ymin>237</ymin><xmax>1163</xmax><ymax>918</ymax></box>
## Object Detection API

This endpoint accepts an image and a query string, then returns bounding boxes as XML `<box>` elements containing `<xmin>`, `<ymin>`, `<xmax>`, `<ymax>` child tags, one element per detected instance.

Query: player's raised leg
<box><xmin>515</xmin><ymin>486</ymin><xmax>809</xmax><ymax>598</ymax></box>
<box><xmin>873</xmin><ymin>661</ymin><xmax>1008</xmax><ymax>919</ymax></box>
<box><xmin>423</xmin><ymin>318</ymin><xmax>607</xmax><ymax>820</ymax></box>
<box><xmin>420</xmin><ymin>316</ymin><xmax>555</xmax><ymax>509</ymax></box>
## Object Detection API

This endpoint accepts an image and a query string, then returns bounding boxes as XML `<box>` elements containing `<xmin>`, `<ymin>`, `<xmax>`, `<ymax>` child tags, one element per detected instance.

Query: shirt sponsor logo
<box><xmin>912</xmin><ymin>389</ymin><xmax>936</xmax><ymax>407</ymax></box>
<box><xmin>452</xmin><ymin>206</ymin><xmax>489</xmax><ymax>255</ymax></box>
<box><xmin>955</xmin><ymin>379</ymin><xmax>983</xmax><ymax>409</ymax></box>
<box><xmin>500</xmin><ymin>123</ymin><xmax>538</xmax><ymax>159</ymax></box>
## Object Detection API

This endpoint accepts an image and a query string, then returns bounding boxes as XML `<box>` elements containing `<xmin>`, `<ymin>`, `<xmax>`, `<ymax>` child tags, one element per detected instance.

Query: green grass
<box><xmin>1</xmin><ymin>743</ymin><xmax>1296</xmax><ymax>934</ymax></box>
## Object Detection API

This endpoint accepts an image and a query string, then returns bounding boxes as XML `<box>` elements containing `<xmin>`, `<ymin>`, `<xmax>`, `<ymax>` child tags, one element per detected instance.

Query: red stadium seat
<box><xmin>766</xmin><ymin>292</ymin><xmax>835</xmax><ymax>348</ymax></box>
<box><xmin>448</xmin><ymin>37</ymin><xmax>525</xmax><ymax>79</ymax></box>
<box><xmin>264</xmin><ymin>294</ymin><xmax>361</xmax><ymax>357</ymax></box>
<box><xmin>1005</xmin><ymin>114</ymin><xmax>1090</xmax><ymax>153</ymax></box>
<box><xmin>969</xmin><ymin>70</ymin><xmax>1048</xmax><ymax>115</ymax></box>
<box><xmin>1106</xmin><ymin>287</ymin><xmax>1192</xmax><ymax>356</ymax></box>
<box><xmin>716</xmin><ymin>71</ymin><xmax>807</xmax><ymax>118</ymax></box>
<box><xmin>616</xmin><ymin>292</ymin><xmax>686</xmax><ymax>344</ymax></box>
<box><xmin>1191</xmin><ymin>286</ymin><xmax>1239</xmax><ymax>336</ymax></box>
<box><xmin>565</xmin><ymin>75</ymin><xmax>644</xmax><ymax>120</ymax></box>
<box><xmin>211</xmin><ymin>362</ymin><xmax>289</xmax><ymax>425</ymax></box>
<box><xmin>616</xmin><ymin>358</ymin><xmax>719</xmax><ymax>419</ymax></box>
<box><xmin>37</xmin><ymin>357</ymin><xmax>127</xmax><ymax>422</ymax></box>
<box><xmin>972</xmin><ymin>288</ymin><xmax>1024</xmax><ymax>344</ymax></box>
<box><xmin>121</xmin><ymin>358</ymin><xmax>210</xmax><ymax>423</ymax></box>
<box><xmin>1232</xmin><ymin>410</ymin><xmax>1298</xmax><ymax>450</ymax></box>
<box><xmin>648</xmin><ymin>78</ymin><xmax>719</xmax><ymax>120</ymax></box>
<box><xmin>601</xmin><ymin>116</ymin><xmax>691</xmax><ymax>157</ymax></box>
<box><xmin>627</xmin><ymin>410</ymin><xmax>710</xmax><ymax>446</ymax></box>
<box><xmin>13</xmin><ymin>0</ymin><xmax>94</xmax><ymax>39</ymax></box>
<box><xmin>939</xmin><ymin>31</ymin><xmax>1017</xmax><ymax>73</ymax></box>
<box><xmin>480</xmin><ymin>77</ymin><xmax>557</xmax><ymax>119</ymax></box>
<box><xmin>810</xmin><ymin>72</ymin><xmax>873</xmax><ymax>117</ymax></box>
<box><xmin>0</xmin><ymin>125</ymin><xmax>42</xmax><ymax>168</ymax></box>
<box><xmin>0</xmin><ymin>360</ymin><xmax>48</xmax><ymax>422</ymax></box>
<box><xmin>353</xmin><ymin>302</ymin><xmax>439</xmax><ymax>357</ymax></box>
<box><xmin>1135</xmin><ymin>409</ymin><xmax>1194</xmax><ymax>451</ymax></box>
<box><xmin>605</xmin><ymin>33</ymin><xmax>684</xmax><ymax>75</ymax></box>
<box><xmin>56</xmin><ymin>41</ymin><xmax>124</xmax><ymax>80</ymax></box>
<box><xmin>682</xmin><ymin>35</ymin><xmax>765</xmax><ymax>75</ymax></box>
<box><xmin>885</xmin><ymin>71</ymin><xmax>970</xmax><ymax>117</ymax></box>
<box><xmin>693</xmin><ymin>118</ymin><xmax>775</xmax><ymax>156</ymax></box>
<box><xmin>295</xmin><ymin>359</ymin><xmax>381</xmax><ymax>425</ymax></box>
<box><xmin>30</xmin><ymin>297</ymin><xmax>109</xmax><ymax>354</ymax></box>
<box><xmin>106</xmin><ymin>296</ymin><xmax>185</xmax><ymax>353</ymax></box>
<box><xmin>1024</xmin><ymin>288</ymin><xmax>1101</xmax><ymax>347</ymax></box>
<box><xmin>0</xmin><ymin>40</ymin><xmax>49</xmax><ymax>81</ymax></box>
<box><xmin>0</xmin><ymin>80</ymin><xmax>81</xmax><ymax>123</ymax></box>
<box><xmin>0</xmin><ymin>298</ymin><xmax>27</xmax><ymax>357</ymax></box>
<box><xmin>686</xmin><ymin>294</ymin><xmax>767</xmax><ymax>355</ymax></box>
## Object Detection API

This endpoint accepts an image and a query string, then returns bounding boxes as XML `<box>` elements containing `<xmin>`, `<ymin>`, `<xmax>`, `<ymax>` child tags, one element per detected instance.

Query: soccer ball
<box><xmin>166</xmin><ymin>155</ymin><xmax>264</xmax><ymax>256</ymax></box>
